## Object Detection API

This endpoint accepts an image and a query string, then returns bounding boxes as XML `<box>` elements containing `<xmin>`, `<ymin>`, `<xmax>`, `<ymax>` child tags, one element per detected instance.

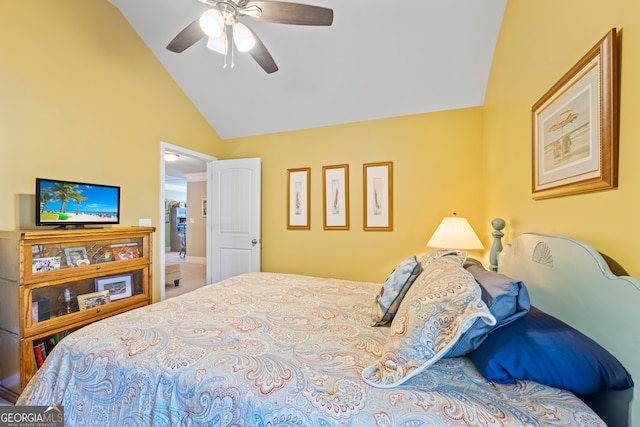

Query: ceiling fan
<box><xmin>166</xmin><ymin>0</ymin><xmax>334</xmax><ymax>74</ymax></box>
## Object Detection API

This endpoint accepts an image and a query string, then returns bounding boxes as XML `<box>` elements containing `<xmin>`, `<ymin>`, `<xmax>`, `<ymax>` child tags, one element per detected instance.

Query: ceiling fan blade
<box><xmin>244</xmin><ymin>1</ymin><xmax>333</xmax><ymax>26</ymax></box>
<box><xmin>245</xmin><ymin>26</ymin><xmax>279</xmax><ymax>74</ymax></box>
<box><xmin>166</xmin><ymin>19</ymin><xmax>206</xmax><ymax>53</ymax></box>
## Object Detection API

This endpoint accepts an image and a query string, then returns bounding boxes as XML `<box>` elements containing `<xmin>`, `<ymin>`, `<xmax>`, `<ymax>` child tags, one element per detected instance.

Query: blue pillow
<box><xmin>371</xmin><ymin>256</ymin><xmax>422</xmax><ymax>326</ymax></box>
<box><xmin>468</xmin><ymin>306</ymin><xmax>634</xmax><ymax>394</ymax></box>
<box><xmin>445</xmin><ymin>259</ymin><xmax>530</xmax><ymax>357</ymax></box>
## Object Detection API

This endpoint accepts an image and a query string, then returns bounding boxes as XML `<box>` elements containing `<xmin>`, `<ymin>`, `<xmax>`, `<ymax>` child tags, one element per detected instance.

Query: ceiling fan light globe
<box><xmin>233</xmin><ymin>23</ymin><xmax>256</xmax><ymax>52</ymax></box>
<box><xmin>206</xmin><ymin>34</ymin><xmax>228</xmax><ymax>54</ymax></box>
<box><xmin>199</xmin><ymin>9</ymin><xmax>224</xmax><ymax>38</ymax></box>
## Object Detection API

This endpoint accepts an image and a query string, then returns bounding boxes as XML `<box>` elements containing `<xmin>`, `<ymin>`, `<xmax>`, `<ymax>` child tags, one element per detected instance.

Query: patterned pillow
<box><xmin>362</xmin><ymin>250</ymin><xmax>496</xmax><ymax>388</ymax></box>
<box><xmin>371</xmin><ymin>256</ymin><xmax>422</xmax><ymax>326</ymax></box>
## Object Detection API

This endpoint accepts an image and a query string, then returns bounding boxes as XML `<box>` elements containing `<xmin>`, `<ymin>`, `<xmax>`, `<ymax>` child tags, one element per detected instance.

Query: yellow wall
<box><xmin>482</xmin><ymin>0</ymin><xmax>640</xmax><ymax>278</ymax></box>
<box><xmin>220</xmin><ymin>108</ymin><xmax>485</xmax><ymax>283</ymax></box>
<box><xmin>8</xmin><ymin>1</ymin><xmax>639</xmax><ymax>292</ymax></box>
<box><xmin>0</xmin><ymin>1</ymin><xmax>222</xmax><ymax>301</ymax></box>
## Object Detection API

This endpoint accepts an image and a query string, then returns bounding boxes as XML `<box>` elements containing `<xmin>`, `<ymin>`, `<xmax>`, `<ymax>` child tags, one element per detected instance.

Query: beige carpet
<box><xmin>164</xmin><ymin>252</ymin><xmax>207</xmax><ymax>299</ymax></box>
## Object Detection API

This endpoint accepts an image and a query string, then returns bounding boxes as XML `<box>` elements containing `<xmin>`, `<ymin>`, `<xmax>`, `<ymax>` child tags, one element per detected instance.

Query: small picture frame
<box><xmin>32</xmin><ymin>256</ymin><xmax>61</xmax><ymax>273</ymax></box>
<box><xmin>77</xmin><ymin>290</ymin><xmax>111</xmax><ymax>311</ymax></box>
<box><xmin>111</xmin><ymin>246</ymin><xmax>139</xmax><ymax>261</ymax></box>
<box><xmin>287</xmin><ymin>168</ymin><xmax>310</xmax><ymax>230</ymax></box>
<box><xmin>64</xmin><ymin>247</ymin><xmax>89</xmax><ymax>267</ymax></box>
<box><xmin>322</xmin><ymin>164</ymin><xmax>349</xmax><ymax>230</ymax></box>
<box><xmin>201</xmin><ymin>198</ymin><xmax>207</xmax><ymax>217</ymax></box>
<box><xmin>95</xmin><ymin>273</ymin><xmax>133</xmax><ymax>301</ymax></box>
<box><xmin>363</xmin><ymin>162</ymin><xmax>393</xmax><ymax>231</ymax></box>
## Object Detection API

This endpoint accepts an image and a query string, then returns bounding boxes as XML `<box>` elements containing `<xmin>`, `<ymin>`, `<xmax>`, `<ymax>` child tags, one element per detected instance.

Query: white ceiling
<box><xmin>108</xmin><ymin>0</ymin><xmax>507</xmax><ymax>141</ymax></box>
<box><xmin>165</xmin><ymin>154</ymin><xmax>208</xmax><ymax>188</ymax></box>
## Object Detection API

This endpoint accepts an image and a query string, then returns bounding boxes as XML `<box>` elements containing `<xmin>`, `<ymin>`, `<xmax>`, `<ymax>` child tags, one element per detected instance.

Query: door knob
<box><xmin>251</xmin><ymin>239</ymin><xmax>258</xmax><ymax>246</ymax></box>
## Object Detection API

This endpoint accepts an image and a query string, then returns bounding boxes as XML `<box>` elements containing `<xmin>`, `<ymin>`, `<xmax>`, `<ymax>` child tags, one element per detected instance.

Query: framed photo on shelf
<box><xmin>64</xmin><ymin>247</ymin><xmax>89</xmax><ymax>267</ymax></box>
<box><xmin>287</xmin><ymin>168</ymin><xmax>310</xmax><ymax>230</ymax></box>
<box><xmin>77</xmin><ymin>290</ymin><xmax>111</xmax><ymax>311</ymax></box>
<box><xmin>111</xmin><ymin>245</ymin><xmax>139</xmax><ymax>261</ymax></box>
<box><xmin>95</xmin><ymin>273</ymin><xmax>133</xmax><ymax>301</ymax></box>
<box><xmin>532</xmin><ymin>28</ymin><xmax>618</xmax><ymax>200</ymax></box>
<box><xmin>322</xmin><ymin>164</ymin><xmax>349</xmax><ymax>230</ymax></box>
<box><xmin>363</xmin><ymin>161</ymin><xmax>393</xmax><ymax>231</ymax></box>
<box><xmin>32</xmin><ymin>256</ymin><xmax>61</xmax><ymax>273</ymax></box>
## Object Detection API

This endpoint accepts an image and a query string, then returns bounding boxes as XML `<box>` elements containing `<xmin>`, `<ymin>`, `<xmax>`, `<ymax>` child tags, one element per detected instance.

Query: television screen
<box><xmin>36</xmin><ymin>178</ymin><xmax>120</xmax><ymax>227</ymax></box>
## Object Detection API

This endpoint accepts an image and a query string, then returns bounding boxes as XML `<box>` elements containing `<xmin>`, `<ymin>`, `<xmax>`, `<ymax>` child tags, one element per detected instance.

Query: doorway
<box><xmin>160</xmin><ymin>142</ymin><xmax>216</xmax><ymax>301</ymax></box>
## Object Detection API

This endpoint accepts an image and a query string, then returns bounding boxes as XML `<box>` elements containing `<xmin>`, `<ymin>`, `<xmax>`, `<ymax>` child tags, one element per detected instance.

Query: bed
<box><xmin>17</xmin><ymin>223</ymin><xmax>639</xmax><ymax>427</ymax></box>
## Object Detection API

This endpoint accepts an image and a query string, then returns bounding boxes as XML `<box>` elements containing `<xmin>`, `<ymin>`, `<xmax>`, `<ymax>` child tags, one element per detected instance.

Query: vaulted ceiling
<box><xmin>108</xmin><ymin>0</ymin><xmax>507</xmax><ymax>140</ymax></box>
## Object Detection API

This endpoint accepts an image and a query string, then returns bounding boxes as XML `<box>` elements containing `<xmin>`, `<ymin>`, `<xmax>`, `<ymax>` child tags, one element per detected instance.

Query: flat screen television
<box><xmin>35</xmin><ymin>178</ymin><xmax>120</xmax><ymax>228</ymax></box>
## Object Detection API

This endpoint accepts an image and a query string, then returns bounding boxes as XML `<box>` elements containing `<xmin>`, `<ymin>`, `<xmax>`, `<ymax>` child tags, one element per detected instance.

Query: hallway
<box><xmin>164</xmin><ymin>252</ymin><xmax>207</xmax><ymax>299</ymax></box>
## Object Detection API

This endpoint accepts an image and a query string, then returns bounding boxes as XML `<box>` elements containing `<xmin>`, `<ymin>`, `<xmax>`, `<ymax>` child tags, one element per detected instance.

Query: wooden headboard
<box><xmin>492</xmin><ymin>222</ymin><xmax>639</xmax><ymax>427</ymax></box>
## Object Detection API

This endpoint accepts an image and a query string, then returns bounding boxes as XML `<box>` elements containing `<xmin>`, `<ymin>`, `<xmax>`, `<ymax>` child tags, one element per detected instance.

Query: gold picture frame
<box><xmin>532</xmin><ymin>28</ymin><xmax>618</xmax><ymax>200</ymax></box>
<box><xmin>322</xmin><ymin>164</ymin><xmax>349</xmax><ymax>230</ymax></box>
<box><xmin>77</xmin><ymin>290</ymin><xmax>111</xmax><ymax>311</ymax></box>
<box><xmin>287</xmin><ymin>168</ymin><xmax>310</xmax><ymax>230</ymax></box>
<box><xmin>363</xmin><ymin>161</ymin><xmax>393</xmax><ymax>231</ymax></box>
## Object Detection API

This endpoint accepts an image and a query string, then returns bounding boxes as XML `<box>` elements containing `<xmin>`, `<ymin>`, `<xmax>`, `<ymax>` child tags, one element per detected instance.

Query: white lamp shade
<box><xmin>206</xmin><ymin>33</ymin><xmax>228</xmax><ymax>54</ymax></box>
<box><xmin>233</xmin><ymin>22</ymin><xmax>256</xmax><ymax>52</ymax></box>
<box><xmin>426</xmin><ymin>216</ymin><xmax>484</xmax><ymax>250</ymax></box>
<box><xmin>199</xmin><ymin>9</ymin><xmax>224</xmax><ymax>38</ymax></box>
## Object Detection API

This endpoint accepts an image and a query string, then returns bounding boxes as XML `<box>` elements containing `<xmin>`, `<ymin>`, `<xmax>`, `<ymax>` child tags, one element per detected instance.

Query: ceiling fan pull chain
<box><xmin>230</xmin><ymin>26</ymin><xmax>236</xmax><ymax>68</ymax></box>
<box><xmin>223</xmin><ymin>26</ymin><xmax>229</xmax><ymax>68</ymax></box>
<box><xmin>223</xmin><ymin>45</ymin><xmax>228</xmax><ymax>68</ymax></box>
<box><xmin>222</xmin><ymin>25</ymin><xmax>229</xmax><ymax>69</ymax></box>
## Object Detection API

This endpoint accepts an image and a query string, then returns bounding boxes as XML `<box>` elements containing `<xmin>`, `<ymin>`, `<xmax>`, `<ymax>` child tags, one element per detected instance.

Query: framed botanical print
<box><xmin>322</xmin><ymin>164</ymin><xmax>349</xmax><ymax>230</ymax></box>
<box><xmin>532</xmin><ymin>28</ymin><xmax>618</xmax><ymax>200</ymax></box>
<box><xmin>287</xmin><ymin>168</ymin><xmax>310</xmax><ymax>229</ymax></box>
<box><xmin>363</xmin><ymin>161</ymin><xmax>393</xmax><ymax>231</ymax></box>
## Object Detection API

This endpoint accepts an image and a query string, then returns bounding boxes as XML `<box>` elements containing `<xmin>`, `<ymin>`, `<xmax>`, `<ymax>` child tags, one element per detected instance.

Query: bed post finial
<box><xmin>490</xmin><ymin>218</ymin><xmax>506</xmax><ymax>272</ymax></box>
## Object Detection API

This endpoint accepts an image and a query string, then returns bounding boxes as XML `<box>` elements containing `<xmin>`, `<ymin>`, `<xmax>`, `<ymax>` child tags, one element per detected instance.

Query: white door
<box><xmin>208</xmin><ymin>158</ymin><xmax>261</xmax><ymax>282</ymax></box>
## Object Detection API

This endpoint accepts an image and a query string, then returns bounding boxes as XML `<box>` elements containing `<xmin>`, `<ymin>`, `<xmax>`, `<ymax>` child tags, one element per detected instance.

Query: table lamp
<box><xmin>426</xmin><ymin>213</ymin><xmax>484</xmax><ymax>250</ymax></box>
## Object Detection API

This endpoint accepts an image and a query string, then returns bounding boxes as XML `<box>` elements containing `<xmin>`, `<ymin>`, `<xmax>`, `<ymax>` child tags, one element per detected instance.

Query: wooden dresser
<box><xmin>0</xmin><ymin>226</ymin><xmax>154</xmax><ymax>402</ymax></box>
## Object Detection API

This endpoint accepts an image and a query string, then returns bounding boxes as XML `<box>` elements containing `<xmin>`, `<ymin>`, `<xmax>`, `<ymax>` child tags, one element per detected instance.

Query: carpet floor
<box><xmin>164</xmin><ymin>252</ymin><xmax>207</xmax><ymax>299</ymax></box>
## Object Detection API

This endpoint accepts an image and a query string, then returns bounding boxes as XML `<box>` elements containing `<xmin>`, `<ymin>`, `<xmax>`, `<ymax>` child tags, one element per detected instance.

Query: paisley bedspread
<box><xmin>18</xmin><ymin>272</ymin><xmax>604</xmax><ymax>426</ymax></box>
